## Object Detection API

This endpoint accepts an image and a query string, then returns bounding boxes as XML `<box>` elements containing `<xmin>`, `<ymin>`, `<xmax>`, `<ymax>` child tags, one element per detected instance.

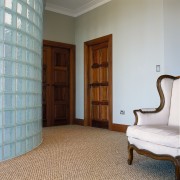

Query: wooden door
<box><xmin>43</xmin><ymin>46</ymin><xmax>52</xmax><ymax>127</ymax></box>
<box><xmin>42</xmin><ymin>40</ymin><xmax>75</xmax><ymax>127</ymax></box>
<box><xmin>84</xmin><ymin>35</ymin><xmax>112</xmax><ymax>130</ymax></box>
<box><xmin>52</xmin><ymin>48</ymin><xmax>70</xmax><ymax>125</ymax></box>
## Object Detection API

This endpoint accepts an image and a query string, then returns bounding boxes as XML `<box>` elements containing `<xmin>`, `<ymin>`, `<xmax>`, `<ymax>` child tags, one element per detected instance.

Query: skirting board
<box><xmin>74</xmin><ymin>119</ymin><xmax>84</xmax><ymax>126</ymax></box>
<box><xmin>74</xmin><ymin>119</ymin><xmax>128</xmax><ymax>133</ymax></box>
<box><xmin>111</xmin><ymin>123</ymin><xmax>128</xmax><ymax>133</ymax></box>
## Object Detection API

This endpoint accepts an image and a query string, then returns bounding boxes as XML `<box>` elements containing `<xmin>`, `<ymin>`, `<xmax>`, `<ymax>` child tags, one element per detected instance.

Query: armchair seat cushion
<box><xmin>127</xmin><ymin>125</ymin><xmax>180</xmax><ymax>148</ymax></box>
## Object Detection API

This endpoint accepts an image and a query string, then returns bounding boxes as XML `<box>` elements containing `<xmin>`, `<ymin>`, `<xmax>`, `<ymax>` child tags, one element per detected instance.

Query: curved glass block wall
<box><xmin>0</xmin><ymin>0</ymin><xmax>43</xmax><ymax>161</ymax></box>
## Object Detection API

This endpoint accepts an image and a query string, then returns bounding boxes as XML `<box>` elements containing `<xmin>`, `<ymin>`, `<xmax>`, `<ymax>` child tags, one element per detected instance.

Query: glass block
<box><xmin>0</xmin><ymin>129</ymin><xmax>2</xmax><ymax>145</ymax></box>
<box><xmin>3</xmin><ymin>127</ymin><xmax>15</xmax><ymax>143</ymax></box>
<box><xmin>16</xmin><ymin>63</ymin><xmax>26</xmax><ymax>77</ymax></box>
<box><xmin>4</xmin><ymin>110</ymin><xmax>15</xmax><ymax>127</ymax></box>
<box><xmin>3</xmin><ymin>143</ymin><xmax>15</xmax><ymax>160</ymax></box>
<box><xmin>16</xmin><ymin>47</ymin><xmax>22</xmax><ymax>60</ymax></box>
<box><xmin>17</xmin><ymin>17</ymin><xmax>25</xmax><ymax>31</ymax></box>
<box><xmin>26</xmin><ymin>80</ymin><xmax>30</xmax><ymax>92</ymax></box>
<box><xmin>27</xmin><ymin>0</ymin><xmax>34</xmax><ymax>8</ymax></box>
<box><xmin>16</xmin><ymin>140</ymin><xmax>26</xmax><ymax>155</ymax></box>
<box><xmin>0</xmin><ymin>26</ymin><xmax>3</xmax><ymax>41</ymax></box>
<box><xmin>16</xmin><ymin>94</ymin><xmax>26</xmax><ymax>108</ymax></box>
<box><xmin>12</xmin><ymin>46</ymin><xmax>16</xmax><ymax>60</ymax></box>
<box><xmin>30</xmin><ymin>53</ymin><xmax>35</xmax><ymax>66</ymax></box>
<box><xmin>17</xmin><ymin>16</ymin><xmax>22</xmax><ymax>29</ymax></box>
<box><xmin>26</xmin><ymin>36</ymin><xmax>30</xmax><ymax>49</ymax></box>
<box><xmin>17</xmin><ymin>31</ymin><xmax>23</xmax><ymax>45</ymax></box>
<box><xmin>26</xmin><ymin>50</ymin><xmax>30</xmax><ymax>62</ymax></box>
<box><xmin>4</xmin><ymin>60</ymin><xmax>15</xmax><ymax>76</ymax></box>
<box><xmin>33</xmin><ymin>135</ymin><xmax>39</xmax><ymax>147</ymax></box>
<box><xmin>37</xmin><ymin>107</ymin><xmax>42</xmax><ymax>119</ymax></box>
<box><xmin>0</xmin><ymin>111</ymin><xmax>2</xmax><ymax>127</ymax></box>
<box><xmin>16</xmin><ymin>78</ymin><xmax>23</xmax><ymax>92</ymax></box>
<box><xmin>0</xmin><ymin>61</ymin><xmax>3</xmax><ymax>75</ymax></box>
<box><xmin>0</xmin><ymin>0</ymin><xmax>4</xmax><ymax>6</ymax></box>
<box><xmin>26</xmin><ymin>136</ymin><xmax>33</xmax><ymax>151</ymax></box>
<box><xmin>4</xmin><ymin>27</ymin><xmax>12</xmax><ymax>42</ymax></box>
<box><xmin>4</xmin><ymin>94</ymin><xmax>15</xmax><ymax>109</ymax></box>
<box><xmin>17</xmin><ymin>2</ymin><xmax>22</xmax><ymax>14</ymax></box>
<box><xmin>21</xmin><ymin>3</ymin><xmax>27</xmax><ymax>18</ymax></box>
<box><xmin>26</xmin><ymin>94</ymin><xmax>34</xmax><ymax>107</ymax></box>
<box><xmin>16</xmin><ymin>125</ymin><xmax>26</xmax><ymax>140</ymax></box>
<box><xmin>34</xmin><ymin>1</ymin><xmax>39</xmax><ymax>12</ymax></box>
<box><xmin>31</xmin><ymin>81</ymin><xmax>35</xmax><ymax>93</ymax></box>
<box><xmin>4</xmin><ymin>44</ymin><xmax>12</xmax><ymax>58</ymax></box>
<box><xmin>26</xmin><ymin>108</ymin><xmax>34</xmax><ymax>122</ymax></box>
<box><xmin>0</xmin><ymin>44</ymin><xmax>3</xmax><ymax>58</ymax></box>
<box><xmin>5</xmin><ymin>0</ymin><xmax>13</xmax><ymax>9</ymax></box>
<box><xmin>38</xmin><ymin>132</ymin><xmax>42</xmax><ymax>142</ymax></box>
<box><xmin>33</xmin><ymin>121</ymin><xmax>37</xmax><ymax>133</ymax></box>
<box><xmin>0</xmin><ymin>8</ymin><xmax>4</xmax><ymax>24</ymax></box>
<box><xmin>0</xmin><ymin>77</ymin><xmax>3</xmax><ymax>92</ymax></box>
<box><xmin>4</xmin><ymin>77</ymin><xmax>15</xmax><ymax>92</ymax></box>
<box><xmin>37</xmin><ymin>82</ymin><xmax>42</xmax><ymax>94</ymax></box>
<box><xmin>32</xmin><ymin>108</ymin><xmax>36</xmax><ymax>120</ymax></box>
<box><xmin>26</xmin><ymin>21</ymin><xmax>33</xmax><ymax>34</ymax></box>
<box><xmin>5</xmin><ymin>12</ymin><xmax>12</xmax><ymax>25</ymax></box>
<box><xmin>26</xmin><ymin>123</ymin><xmax>33</xmax><ymax>137</ymax></box>
<box><xmin>30</xmin><ymin>82</ymin><xmax>33</xmax><ymax>93</ymax></box>
<box><xmin>16</xmin><ymin>110</ymin><xmax>26</xmax><ymax>124</ymax></box>
<box><xmin>0</xmin><ymin>146</ymin><xmax>2</xmax><ymax>161</ymax></box>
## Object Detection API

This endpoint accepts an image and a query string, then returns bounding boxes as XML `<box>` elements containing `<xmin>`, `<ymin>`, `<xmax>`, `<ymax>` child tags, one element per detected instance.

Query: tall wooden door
<box><xmin>84</xmin><ymin>35</ymin><xmax>112</xmax><ymax>130</ymax></box>
<box><xmin>43</xmin><ymin>40</ymin><xmax>75</xmax><ymax>127</ymax></box>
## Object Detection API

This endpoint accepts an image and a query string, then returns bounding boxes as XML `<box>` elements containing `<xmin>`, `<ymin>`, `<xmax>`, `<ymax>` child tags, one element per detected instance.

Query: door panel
<box><xmin>90</xmin><ymin>42</ymin><xmax>109</xmax><ymax>125</ymax></box>
<box><xmin>52</xmin><ymin>48</ymin><xmax>70</xmax><ymax>125</ymax></box>
<box><xmin>84</xmin><ymin>35</ymin><xmax>112</xmax><ymax>129</ymax></box>
<box><xmin>42</xmin><ymin>46</ymin><xmax>52</xmax><ymax>127</ymax></box>
<box><xmin>42</xmin><ymin>40</ymin><xmax>75</xmax><ymax>127</ymax></box>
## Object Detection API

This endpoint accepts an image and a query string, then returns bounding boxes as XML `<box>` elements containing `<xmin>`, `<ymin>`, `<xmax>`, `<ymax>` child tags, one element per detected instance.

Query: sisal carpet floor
<box><xmin>0</xmin><ymin>125</ymin><xmax>174</xmax><ymax>180</ymax></box>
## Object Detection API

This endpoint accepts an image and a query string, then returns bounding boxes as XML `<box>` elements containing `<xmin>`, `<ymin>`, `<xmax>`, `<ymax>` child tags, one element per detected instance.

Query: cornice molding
<box><xmin>45</xmin><ymin>0</ymin><xmax>111</xmax><ymax>17</ymax></box>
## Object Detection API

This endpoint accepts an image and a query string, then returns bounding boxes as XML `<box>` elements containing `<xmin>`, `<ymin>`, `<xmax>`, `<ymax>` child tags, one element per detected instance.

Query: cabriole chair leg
<box><xmin>128</xmin><ymin>145</ymin><xmax>133</xmax><ymax>165</ymax></box>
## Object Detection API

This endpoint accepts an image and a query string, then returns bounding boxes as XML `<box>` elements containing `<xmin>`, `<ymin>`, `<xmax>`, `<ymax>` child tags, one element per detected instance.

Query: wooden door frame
<box><xmin>84</xmin><ymin>34</ymin><xmax>113</xmax><ymax>130</ymax></box>
<box><xmin>43</xmin><ymin>40</ymin><xmax>75</xmax><ymax>125</ymax></box>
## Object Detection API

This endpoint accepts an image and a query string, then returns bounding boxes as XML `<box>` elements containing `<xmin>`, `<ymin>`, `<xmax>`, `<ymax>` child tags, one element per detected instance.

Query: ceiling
<box><xmin>45</xmin><ymin>0</ymin><xmax>111</xmax><ymax>17</ymax></box>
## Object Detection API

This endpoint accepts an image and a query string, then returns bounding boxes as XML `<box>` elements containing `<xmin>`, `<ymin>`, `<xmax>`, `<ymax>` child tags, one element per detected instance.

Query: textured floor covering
<box><xmin>0</xmin><ymin>125</ymin><xmax>175</xmax><ymax>180</ymax></box>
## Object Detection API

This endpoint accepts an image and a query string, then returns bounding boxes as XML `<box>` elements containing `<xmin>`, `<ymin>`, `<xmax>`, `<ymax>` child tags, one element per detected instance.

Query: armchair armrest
<box><xmin>134</xmin><ymin>108</ymin><xmax>169</xmax><ymax>126</ymax></box>
<box><xmin>140</xmin><ymin>108</ymin><xmax>156</xmax><ymax>112</ymax></box>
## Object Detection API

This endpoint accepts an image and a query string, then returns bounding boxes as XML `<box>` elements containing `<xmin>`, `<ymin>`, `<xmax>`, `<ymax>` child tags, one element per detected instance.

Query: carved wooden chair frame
<box><xmin>127</xmin><ymin>75</ymin><xmax>180</xmax><ymax>180</ymax></box>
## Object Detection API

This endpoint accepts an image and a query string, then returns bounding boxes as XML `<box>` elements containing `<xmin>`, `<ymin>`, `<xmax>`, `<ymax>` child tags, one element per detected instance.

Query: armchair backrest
<box><xmin>158</xmin><ymin>77</ymin><xmax>174</xmax><ymax>125</ymax></box>
<box><xmin>168</xmin><ymin>78</ymin><xmax>180</xmax><ymax>126</ymax></box>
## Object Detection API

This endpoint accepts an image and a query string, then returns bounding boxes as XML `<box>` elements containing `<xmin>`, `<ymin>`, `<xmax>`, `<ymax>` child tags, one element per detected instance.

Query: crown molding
<box><xmin>45</xmin><ymin>2</ymin><xmax>75</xmax><ymax>17</ymax></box>
<box><xmin>45</xmin><ymin>0</ymin><xmax>111</xmax><ymax>17</ymax></box>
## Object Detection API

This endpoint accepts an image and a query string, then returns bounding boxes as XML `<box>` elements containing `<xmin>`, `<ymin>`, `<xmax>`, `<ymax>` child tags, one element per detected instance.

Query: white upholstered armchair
<box><xmin>126</xmin><ymin>75</ymin><xmax>180</xmax><ymax>180</ymax></box>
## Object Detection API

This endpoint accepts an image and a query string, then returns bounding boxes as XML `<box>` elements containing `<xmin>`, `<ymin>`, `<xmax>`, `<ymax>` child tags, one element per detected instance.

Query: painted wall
<box><xmin>43</xmin><ymin>0</ymin><xmax>179</xmax><ymax>125</ymax></box>
<box><xmin>164</xmin><ymin>0</ymin><xmax>180</xmax><ymax>75</ymax></box>
<box><xmin>75</xmin><ymin>0</ymin><xmax>165</xmax><ymax>125</ymax></box>
<box><xmin>43</xmin><ymin>10</ymin><xmax>75</xmax><ymax>44</ymax></box>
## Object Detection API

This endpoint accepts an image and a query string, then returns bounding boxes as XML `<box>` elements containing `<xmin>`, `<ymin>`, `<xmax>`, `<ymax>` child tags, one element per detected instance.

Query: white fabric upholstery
<box><xmin>137</xmin><ymin>78</ymin><xmax>174</xmax><ymax>125</ymax></box>
<box><xmin>127</xmin><ymin>76</ymin><xmax>180</xmax><ymax>159</ymax></box>
<box><xmin>127</xmin><ymin>125</ymin><xmax>180</xmax><ymax>148</ymax></box>
<box><xmin>168</xmin><ymin>79</ymin><xmax>180</xmax><ymax>127</ymax></box>
<box><xmin>128</xmin><ymin>137</ymin><xmax>180</xmax><ymax>157</ymax></box>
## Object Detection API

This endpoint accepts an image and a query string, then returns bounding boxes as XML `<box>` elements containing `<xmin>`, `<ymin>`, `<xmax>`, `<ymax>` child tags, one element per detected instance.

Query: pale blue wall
<box><xmin>43</xmin><ymin>0</ymin><xmax>180</xmax><ymax>125</ymax></box>
<box><xmin>75</xmin><ymin>0</ymin><xmax>164</xmax><ymax>125</ymax></box>
<box><xmin>164</xmin><ymin>0</ymin><xmax>180</xmax><ymax>75</ymax></box>
<box><xmin>43</xmin><ymin>10</ymin><xmax>75</xmax><ymax>44</ymax></box>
